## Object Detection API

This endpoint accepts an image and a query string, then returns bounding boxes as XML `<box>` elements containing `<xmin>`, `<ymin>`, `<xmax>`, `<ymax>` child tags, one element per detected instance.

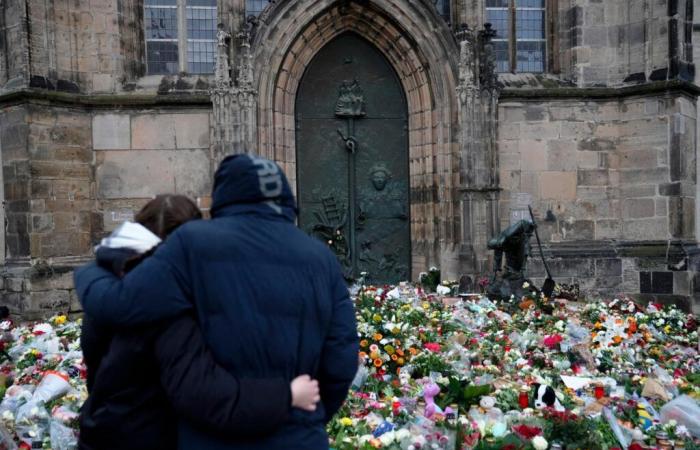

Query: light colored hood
<box><xmin>95</xmin><ymin>221</ymin><xmax>162</xmax><ymax>254</ymax></box>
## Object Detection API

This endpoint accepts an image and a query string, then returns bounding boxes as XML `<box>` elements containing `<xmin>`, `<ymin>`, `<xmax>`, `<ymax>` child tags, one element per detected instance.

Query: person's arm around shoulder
<box><xmin>74</xmin><ymin>232</ymin><xmax>192</xmax><ymax>327</ymax></box>
<box><xmin>318</xmin><ymin>256</ymin><xmax>359</xmax><ymax>422</ymax></box>
<box><xmin>153</xmin><ymin>314</ymin><xmax>320</xmax><ymax>436</ymax></box>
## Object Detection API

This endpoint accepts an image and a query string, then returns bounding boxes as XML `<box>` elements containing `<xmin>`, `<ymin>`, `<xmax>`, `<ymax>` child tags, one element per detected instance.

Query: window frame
<box><xmin>485</xmin><ymin>0</ymin><xmax>553</xmax><ymax>74</ymax></box>
<box><xmin>144</xmin><ymin>0</ymin><xmax>217</xmax><ymax>76</ymax></box>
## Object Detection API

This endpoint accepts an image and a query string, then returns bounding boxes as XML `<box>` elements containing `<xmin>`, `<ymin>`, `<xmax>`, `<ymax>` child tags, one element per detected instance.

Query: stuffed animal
<box><xmin>421</xmin><ymin>379</ymin><xmax>442</xmax><ymax>418</ymax></box>
<box><xmin>532</xmin><ymin>383</ymin><xmax>565</xmax><ymax>412</ymax></box>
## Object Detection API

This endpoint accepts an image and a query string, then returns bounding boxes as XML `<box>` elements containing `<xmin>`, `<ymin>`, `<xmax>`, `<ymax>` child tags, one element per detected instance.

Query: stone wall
<box><xmin>557</xmin><ymin>0</ymin><xmax>695</xmax><ymax>87</ymax></box>
<box><xmin>0</xmin><ymin>102</ymin><xmax>214</xmax><ymax>318</ymax></box>
<box><xmin>92</xmin><ymin>110</ymin><xmax>214</xmax><ymax>231</ymax></box>
<box><xmin>498</xmin><ymin>87</ymin><xmax>699</xmax><ymax>312</ymax></box>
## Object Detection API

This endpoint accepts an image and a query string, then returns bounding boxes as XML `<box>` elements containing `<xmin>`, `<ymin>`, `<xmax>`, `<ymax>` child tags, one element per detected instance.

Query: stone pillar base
<box><xmin>1</xmin><ymin>258</ymin><xmax>87</xmax><ymax>320</ymax></box>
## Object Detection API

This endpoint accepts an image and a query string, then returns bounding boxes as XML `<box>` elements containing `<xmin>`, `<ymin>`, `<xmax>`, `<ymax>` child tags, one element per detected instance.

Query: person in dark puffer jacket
<box><xmin>74</xmin><ymin>155</ymin><xmax>359</xmax><ymax>450</ymax></box>
<box><xmin>79</xmin><ymin>194</ymin><xmax>321</xmax><ymax>450</ymax></box>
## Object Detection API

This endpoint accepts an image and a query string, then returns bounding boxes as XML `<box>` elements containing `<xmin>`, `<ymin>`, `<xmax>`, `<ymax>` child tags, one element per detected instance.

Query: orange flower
<box><xmin>391</xmin><ymin>354</ymin><xmax>398</xmax><ymax>361</ymax></box>
<box><xmin>373</xmin><ymin>358</ymin><xmax>383</xmax><ymax>367</ymax></box>
<box><xmin>612</xmin><ymin>335</ymin><xmax>623</xmax><ymax>345</ymax></box>
<box><xmin>374</xmin><ymin>333</ymin><xmax>383</xmax><ymax>342</ymax></box>
<box><xmin>409</xmin><ymin>347</ymin><xmax>418</xmax><ymax>355</ymax></box>
<box><xmin>396</xmin><ymin>348</ymin><xmax>405</xmax><ymax>356</ymax></box>
<box><xmin>360</xmin><ymin>339</ymin><xmax>369</xmax><ymax>348</ymax></box>
<box><xmin>359</xmin><ymin>351</ymin><xmax>368</xmax><ymax>359</ymax></box>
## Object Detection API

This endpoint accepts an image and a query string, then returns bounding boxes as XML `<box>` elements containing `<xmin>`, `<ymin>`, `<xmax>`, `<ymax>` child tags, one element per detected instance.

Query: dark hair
<box><xmin>135</xmin><ymin>194</ymin><xmax>202</xmax><ymax>239</ymax></box>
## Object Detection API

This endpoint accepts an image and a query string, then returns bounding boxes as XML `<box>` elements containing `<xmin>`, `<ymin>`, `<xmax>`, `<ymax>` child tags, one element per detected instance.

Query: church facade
<box><xmin>1</xmin><ymin>0</ymin><xmax>699</xmax><ymax>316</ymax></box>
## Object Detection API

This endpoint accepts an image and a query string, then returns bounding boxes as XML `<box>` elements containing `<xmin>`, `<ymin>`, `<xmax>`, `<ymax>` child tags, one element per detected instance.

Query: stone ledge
<box><xmin>0</xmin><ymin>89</ymin><xmax>212</xmax><ymax>109</ymax></box>
<box><xmin>500</xmin><ymin>80</ymin><xmax>700</xmax><ymax>101</ymax></box>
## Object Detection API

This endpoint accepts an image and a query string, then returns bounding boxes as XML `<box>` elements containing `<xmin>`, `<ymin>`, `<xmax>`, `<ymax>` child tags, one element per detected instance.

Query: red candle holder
<box><xmin>594</xmin><ymin>385</ymin><xmax>605</xmax><ymax>399</ymax></box>
<box><xmin>519</xmin><ymin>389</ymin><xmax>530</xmax><ymax>409</ymax></box>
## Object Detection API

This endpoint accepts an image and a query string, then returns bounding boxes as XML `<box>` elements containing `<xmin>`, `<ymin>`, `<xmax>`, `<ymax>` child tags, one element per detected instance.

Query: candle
<box><xmin>594</xmin><ymin>385</ymin><xmax>605</xmax><ymax>399</ymax></box>
<box><xmin>519</xmin><ymin>388</ymin><xmax>530</xmax><ymax>409</ymax></box>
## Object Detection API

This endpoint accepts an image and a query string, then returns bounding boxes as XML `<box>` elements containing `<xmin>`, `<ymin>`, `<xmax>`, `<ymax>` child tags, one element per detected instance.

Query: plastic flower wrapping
<box><xmin>329</xmin><ymin>283</ymin><xmax>700</xmax><ymax>450</ymax></box>
<box><xmin>0</xmin><ymin>315</ymin><xmax>85</xmax><ymax>449</ymax></box>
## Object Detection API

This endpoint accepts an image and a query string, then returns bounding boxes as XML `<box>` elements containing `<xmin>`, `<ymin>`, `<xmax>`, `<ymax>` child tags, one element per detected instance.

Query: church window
<box><xmin>144</xmin><ymin>0</ymin><xmax>217</xmax><ymax>75</ymax></box>
<box><xmin>486</xmin><ymin>0</ymin><xmax>547</xmax><ymax>73</ymax></box>
<box><xmin>245</xmin><ymin>0</ymin><xmax>270</xmax><ymax>18</ymax></box>
<box><xmin>186</xmin><ymin>0</ymin><xmax>217</xmax><ymax>74</ymax></box>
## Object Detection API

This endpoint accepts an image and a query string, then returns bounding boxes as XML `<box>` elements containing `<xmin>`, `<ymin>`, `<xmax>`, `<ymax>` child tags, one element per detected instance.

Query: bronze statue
<box><xmin>486</xmin><ymin>219</ymin><xmax>536</xmax><ymax>300</ymax></box>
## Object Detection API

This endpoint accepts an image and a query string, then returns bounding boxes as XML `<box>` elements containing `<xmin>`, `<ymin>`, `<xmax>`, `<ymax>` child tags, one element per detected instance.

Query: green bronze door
<box><xmin>296</xmin><ymin>33</ymin><xmax>410</xmax><ymax>283</ymax></box>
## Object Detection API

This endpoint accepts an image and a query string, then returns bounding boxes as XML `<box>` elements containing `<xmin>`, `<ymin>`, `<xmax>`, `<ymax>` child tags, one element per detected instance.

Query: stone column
<box><xmin>210</xmin><ymin>23</ymin><xmax>258</xmax><ymax>165</ymax></box>
<box><xmin>458</xmin><ymin>24</ymin><xmax>501</xmax><ymax>277</ymax></box>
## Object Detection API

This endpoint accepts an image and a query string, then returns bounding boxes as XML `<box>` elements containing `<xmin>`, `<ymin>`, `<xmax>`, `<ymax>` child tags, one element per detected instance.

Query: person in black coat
<box><xmin>75</xmin><ymin>155</ymin><xmax>359</xmax><ymax>450</ymax></box>
<box><xmin>79</xmin><ymin>194</ymin><xmax>320</xmax><ymax>450</ymax></box>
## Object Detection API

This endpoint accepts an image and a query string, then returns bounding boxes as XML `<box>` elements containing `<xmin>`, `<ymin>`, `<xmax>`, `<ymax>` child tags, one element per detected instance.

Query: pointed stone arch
<box><xmin>251</xmin><ymin>0</ymin><xmax>462</xmax><ymax>277</ymax></box>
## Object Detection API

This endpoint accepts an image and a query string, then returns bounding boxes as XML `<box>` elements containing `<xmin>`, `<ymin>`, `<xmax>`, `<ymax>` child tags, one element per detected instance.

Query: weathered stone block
<box><xmin>595</xmin><ymin>219</ymin><xmax>622</xmax><ymax>239</ymax></box>
<box><xmin>520</xmin><ymin>142</ymin><xmax>548</xmax><ymax>171</ymax></box>
<box><xmin>577</xmin><ymin>169</ymin><xmax>609</xmax><ymax>186</ymax></box>
<box><xmin>93</xmin><ymin>114</ymin><xmax>130</xmax><ymax>150</ymax></box>
<box><xmin>173</xmin><ymin>113</ymin><xmax>210</xmax><ymax>149</ymax></box>
<box><xmin>622</xmin><ymin>198</ymin><xmax>655</xmax><ymax>219</ymax></box>
<box><xmin>623</xmin><ymin>218</ymin><xmax>669</xmax><ymax>240</ymax></box>
<box><xmin>27</xmin><ymin>290</ymin><xmax>71</xmax><ymax>313</ymax></box>
<box><xmin>547</xmin><ymin>140</ymin><xmax>577</xmax><ymax>171</ymax></box>
<box><xmin>131</xmin><ymin>115</ymin><xmax>177</xmax><ymax>149</ymax></box>
<box><xmin>595</xmin><ymin>258</ymin><xmax>622</xmax><ymax>277</ymax></box>
<box><xmin>539</xmin><ymin>171</ymin><xmax>576</xmax><ymax>200</ymax></box>
<box><xmin>96</xmin><ymin>149</ymin><xmax>212</xmax><ymax>199</ymax></box>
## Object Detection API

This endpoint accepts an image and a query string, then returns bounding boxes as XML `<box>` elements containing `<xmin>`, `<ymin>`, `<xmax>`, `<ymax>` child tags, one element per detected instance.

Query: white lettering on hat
<box><xmin>251</xmin><ymin>156</ymin><xmax>283</xmax><ymax>198</ymax></box>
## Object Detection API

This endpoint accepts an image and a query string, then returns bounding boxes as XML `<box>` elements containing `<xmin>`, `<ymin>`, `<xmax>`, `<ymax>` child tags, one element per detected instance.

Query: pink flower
<box><xmin>543</xmin><ymin>334</ymin><xmax>563</xmax><ymax>349</ymax></box>
<box><xmin>423</xmin><ymin>342</ymin><xmax>442</xmax><ymax>353</ymax></box>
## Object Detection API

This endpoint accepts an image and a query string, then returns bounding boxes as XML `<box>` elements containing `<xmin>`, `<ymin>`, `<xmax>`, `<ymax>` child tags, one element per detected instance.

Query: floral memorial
<box><xmin>0</xmin><ymin>279</ymin><xmax>697</xmax><ymax>449</ymax></box>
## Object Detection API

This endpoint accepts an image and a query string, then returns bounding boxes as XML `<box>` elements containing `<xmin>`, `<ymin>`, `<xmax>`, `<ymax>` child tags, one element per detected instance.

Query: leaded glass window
<box><xmin>145</xmin><ymin>0</ymin><xmax>179</xmax><ymax>75</ymax></box>
<box><xmin>186</xmin><ymin>0</ymin><xmax>216</xmax><ymax>74</ymax></box>
<box><xmin>144</xmin><ymin>0</ymin><xmax>217</xmax><ymax>75</ymax></box>
<box><xmin>245</xmin><ymin>0</ymin><xmax>270</xmax><ymax>18</ymax></box>
<box><xmin>485</xmin><ymin>0</ymin><xmax>547</xmax><ymax>73</ymax></box>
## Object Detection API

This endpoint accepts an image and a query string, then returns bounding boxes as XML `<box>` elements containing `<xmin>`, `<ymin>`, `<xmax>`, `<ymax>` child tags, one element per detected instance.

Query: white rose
<box><xmin>379</xmin><ymin>431</ymin><xmax>395</xmax><ymax>446</ymax></box>
<box><xmin>396</xmin><ymin>429</ymin><xmax>411</xmax><ymax>441</ymax></box>
<box><xmin>532</xmin><ymin>436</ymin><xmax>548</xmax><ymax>450</ymax></box>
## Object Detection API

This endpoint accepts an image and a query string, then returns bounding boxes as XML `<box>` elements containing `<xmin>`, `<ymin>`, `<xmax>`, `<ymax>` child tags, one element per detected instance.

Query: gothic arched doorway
<box><xmin>295</xmin><ymin>32</ymin><xmax>410</xmax><ymax>283</ymax></box>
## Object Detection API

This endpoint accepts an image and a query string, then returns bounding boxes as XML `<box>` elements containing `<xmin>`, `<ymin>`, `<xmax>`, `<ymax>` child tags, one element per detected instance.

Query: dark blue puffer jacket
<box><xmin>74</xmin><ymin>154</ymin><xmax>359</xmax><ymax>450</ymax></box>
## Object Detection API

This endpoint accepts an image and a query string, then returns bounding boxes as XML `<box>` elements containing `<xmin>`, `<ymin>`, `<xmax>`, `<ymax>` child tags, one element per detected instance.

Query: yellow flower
<box><xmin>339</xmin><ymin>417</ymin><xmax>353</xmax><ymax>426</ymax></box>
<box><xmin>422</xmin><ymin>302</ymin><xmax>430</xmax><ymax>310</ymax></box>
<box><xmin>30</xmin><ymin>348</ymin><xmax>40</xmax><ymax>356</ymax></box>
<box><xmin>384</xmin><ymin>345</ymin><xmax>395</xmax><ymax>355</ymax></box>
<box><xmin>53</xmin><ymin>315</ymin><xmax>67</xmax><ymax>325</ymax></box>
<box><xmin>372</xmin><ymin>314</ymin><xmax>382</xmax><ymax>323</ymax></box>
<box><xmin>664</xmin><ymin>325</ymin><xmax>672</xmax><ymax>334</ymax></box>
